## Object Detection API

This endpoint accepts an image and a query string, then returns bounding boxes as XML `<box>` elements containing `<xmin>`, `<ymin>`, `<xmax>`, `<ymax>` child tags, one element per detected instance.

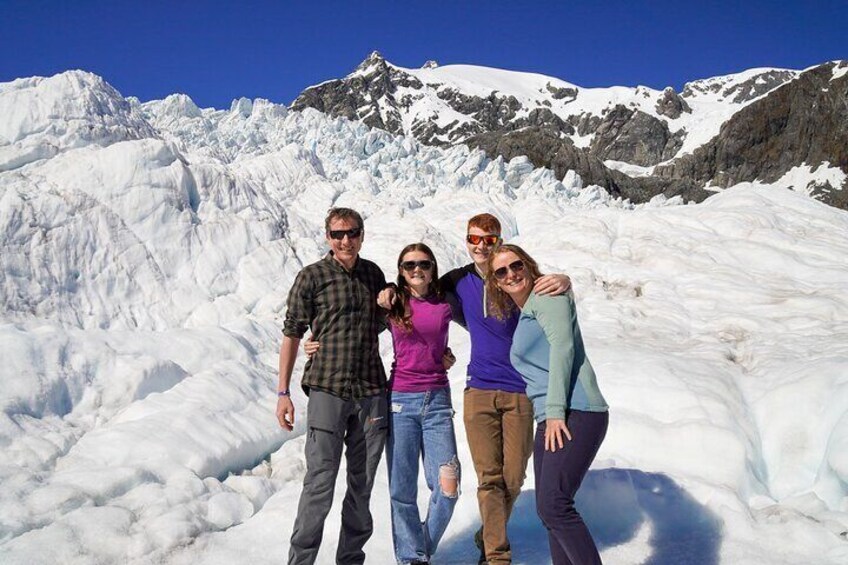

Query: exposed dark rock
<box><xmin>395</xmin><ymin>74</ymin><xmax>425</xmax><ymax>89</ymax></box>
<box><xmin>436</xmin><ymin>89</ymin><xmax>523</xmax><ymax>131</ymax></box>
<box><xmin>588</xmin><ymin>105</ymin><xmax>685</xmax><ymax>166</ymax></box>
<box><xmin>545</xmin><ymin>83</ymin><xmax>578</xmax><ymax>101</ymax></box>
<box><xmin>664</xmin><ymin>130</ymin><xmax>686</xmax><ymax>161</ymax></box>
<box><xmin>724</xmin><ymin>70</ymin><xmax>798</xmax><ymax>103</ymax></box>
<box><xmin>467</xmin><ymin>126</ymin><xmax>710</xmax><ymax>203</ymax></box>
<box><xmin>655</xmin><ymin>61</ymin><xmax>848</xmax><ymax>209</ymax></box>
<box><xmin>510</xmin><ymin>108</ymin><xmax>574</xmax><ymax>135</ymax></box>
<box><xmin>655</xmin><ymin>87</ymin><xmax>692</xmax><ymax>119</ymax></box>
<box><xmin>570</xmin><ymin>113</ymin><xmax>603</xmax><ymax>137</ymax></box>
<box><xmin>412</xmin><ymin>118</ymin><xmax>481</xmax><ymax>146</ymax></box>
<box><xmin>682</xmin><ymin>79</ymin><xmax>723</xmax><ymax>98</ymax></box>
<box><xmin>435</xmin><ymin>88</ymin><xmax>482</xmax><ymax>112</ymax></box>
<box><xmin>681</xmin><ymin>69</ymin><xmax>797</xmax><ymax>102</ymax></box>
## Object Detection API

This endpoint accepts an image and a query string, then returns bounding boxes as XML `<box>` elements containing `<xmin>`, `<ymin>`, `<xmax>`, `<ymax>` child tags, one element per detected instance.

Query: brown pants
<box><xmin>464</xmin><ymin>388</ymin><xmax>534</xmax><ymax>564</ymax></box>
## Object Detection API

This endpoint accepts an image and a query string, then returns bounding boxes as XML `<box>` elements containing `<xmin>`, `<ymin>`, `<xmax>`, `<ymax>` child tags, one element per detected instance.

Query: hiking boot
<box><xmin>474</xmin><ymin>527</ymin><xmax>486</xmax><ymax>564</ymax></box>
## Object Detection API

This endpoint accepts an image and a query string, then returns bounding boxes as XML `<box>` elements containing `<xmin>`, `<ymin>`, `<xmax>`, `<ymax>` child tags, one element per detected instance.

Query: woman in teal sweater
<box><xmin>486</xmin><ymin>244</ymin><xmax>608</xmax><ymax>565</ymax></box>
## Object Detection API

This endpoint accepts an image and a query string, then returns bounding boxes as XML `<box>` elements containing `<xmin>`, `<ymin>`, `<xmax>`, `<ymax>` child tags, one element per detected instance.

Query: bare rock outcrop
<box><xmin>588</xmin><ymin>105</ymin><xmax>685</xmax><ymax>166</ymax></box>
<box><xmin>656</xmin><ymin>62</ymin><xmax>848</xmax><ymax>208</ymax></box>
<box><xmin>655</xmin><ymin>87</ymin><xmax>692</xmax><ymax>119</ymax></box>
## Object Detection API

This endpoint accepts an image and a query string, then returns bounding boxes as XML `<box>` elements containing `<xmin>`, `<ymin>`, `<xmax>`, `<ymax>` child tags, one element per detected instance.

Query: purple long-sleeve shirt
<box><xmin>440</xmin><ymin>265</ymin><xmax>526</xmax><ymax>393</ymax></box>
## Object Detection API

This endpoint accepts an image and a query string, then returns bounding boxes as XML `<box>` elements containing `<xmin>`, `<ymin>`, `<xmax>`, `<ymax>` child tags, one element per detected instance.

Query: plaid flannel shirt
<box><xmin>283</xmin><ymin>253</ymin><xmax>387</xmax><ymax>399</ymax></box>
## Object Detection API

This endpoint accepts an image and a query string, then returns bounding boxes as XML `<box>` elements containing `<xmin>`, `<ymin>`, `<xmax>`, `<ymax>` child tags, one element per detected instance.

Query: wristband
<box><xmin>277</xmin><ymin>389</ymin><xmax>291</xmax><ymax>397</ymax></box>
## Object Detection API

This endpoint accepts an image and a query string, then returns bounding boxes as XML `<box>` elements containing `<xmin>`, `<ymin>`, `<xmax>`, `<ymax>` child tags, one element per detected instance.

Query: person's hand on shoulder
<box><xmin>377</xmin><ymin>286</ymin><xmax>397</xmax><ymax>310</ymax></box>
<box><xmin>534</xmin><ymin>274</ymin><xmax>571</xmax><ymax>296</ymax></box>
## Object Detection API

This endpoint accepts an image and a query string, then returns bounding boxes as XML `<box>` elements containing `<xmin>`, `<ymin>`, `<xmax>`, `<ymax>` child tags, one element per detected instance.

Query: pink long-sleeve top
<box><xmin>388</xmin><ymin>295</ymin><xmax>452</xmax><ymax>392</ymax></box>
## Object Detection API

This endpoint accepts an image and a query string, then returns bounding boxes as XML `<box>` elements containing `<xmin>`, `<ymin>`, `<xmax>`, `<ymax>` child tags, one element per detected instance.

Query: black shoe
<box><xmin>474</xmin><ymin>527</ymin><xmax>486</xmax><ymax>564</ymax></box>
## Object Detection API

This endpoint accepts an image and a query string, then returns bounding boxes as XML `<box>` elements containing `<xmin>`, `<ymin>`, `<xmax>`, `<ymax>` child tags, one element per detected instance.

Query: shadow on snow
<box><xmin>437</xmin><ymin>468</ymin><xmax>723</xmax><ymax>564</ymax></box>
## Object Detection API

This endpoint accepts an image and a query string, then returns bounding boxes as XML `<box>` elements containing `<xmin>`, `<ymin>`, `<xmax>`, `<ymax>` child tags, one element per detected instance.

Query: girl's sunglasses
<box><xmin>493</xmin><ymin>260</ymin><xmax>525</xmax><ymax>280</ymax></box>
<box><xmin>400</xmin><ymin>260</ymin><xmax>434</xmax><ymax>272</ymax></box>
<box><xmin>466</xmin><ymin>234</ymin><xmax>500</xmax><ymax>246</ymax></box>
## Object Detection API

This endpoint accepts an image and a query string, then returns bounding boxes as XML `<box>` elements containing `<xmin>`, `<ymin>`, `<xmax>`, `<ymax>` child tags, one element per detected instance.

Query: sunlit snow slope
<box><xmin>1</xmin><ymin>71</ymin><xmax>847</xmax><ymax>564</ymax></box>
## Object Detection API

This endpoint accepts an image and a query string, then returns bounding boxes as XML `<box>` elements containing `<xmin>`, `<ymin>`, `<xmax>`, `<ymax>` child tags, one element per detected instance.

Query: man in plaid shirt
<box><xmin>276</xmin><ymin>208</ymin><xmax>389</xmax><ymax>565</ymax></box>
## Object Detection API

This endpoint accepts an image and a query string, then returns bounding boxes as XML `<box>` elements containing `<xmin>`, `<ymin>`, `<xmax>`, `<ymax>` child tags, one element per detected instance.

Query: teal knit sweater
<box><xmin>510</xmin><ymin>291</ymin><xmax>608</xmax><ymax>422</ymax></box>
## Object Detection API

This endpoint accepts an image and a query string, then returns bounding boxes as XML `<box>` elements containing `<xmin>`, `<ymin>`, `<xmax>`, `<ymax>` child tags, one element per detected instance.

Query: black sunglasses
<box><xmin>493</xmin><ymin>260</ymin><xmax>525</xmax><ymax>280</ymax></box>
<box><xmin>466</xmin><ymin>234</ymin><xmax>500</xmax><ymax>246</ymax></box>
<box><xmin>328</xmin><ymin>227</ymin><xmax>362</xmax><ymax>240</ymax></box>
<box><xmin>400</xmin><ymin>260</ymin><xmax>433</xmax><ymax>272</ymax></box>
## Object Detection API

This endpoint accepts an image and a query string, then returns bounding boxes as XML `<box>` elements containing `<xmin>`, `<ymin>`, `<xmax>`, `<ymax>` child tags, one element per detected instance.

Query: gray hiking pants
<box><xmin>288</xmin><ymin>390</ymin><xmax>388</xmax><ymax>565</ymax></box>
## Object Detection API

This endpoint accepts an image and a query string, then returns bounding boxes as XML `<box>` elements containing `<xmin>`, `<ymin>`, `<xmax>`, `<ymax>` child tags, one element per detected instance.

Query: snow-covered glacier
<box><xmin>1</xmin><ymin>70</ymin><xmax>847</xmax><ymax>564</ymax></box>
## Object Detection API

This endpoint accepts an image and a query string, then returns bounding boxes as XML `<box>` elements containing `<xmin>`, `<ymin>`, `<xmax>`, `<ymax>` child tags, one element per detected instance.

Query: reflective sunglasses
<box><xmin>328</xmin><ymin>227</ymin><xmax>362</xmax><ymax>240</ymax></box>
<box><xmin>466</xmin><ymin>234</ymin><xmax>501</xmax><ymax>246</ymax></box>
<box><xmin>400</xmin><ymin>260</ymin><xmax>433</xmax><ymax>272</ymax></box>
<box><xmin>493</xmin><ymin>260</ymin><xmax>525</xmax><ymax>280</ymax></box>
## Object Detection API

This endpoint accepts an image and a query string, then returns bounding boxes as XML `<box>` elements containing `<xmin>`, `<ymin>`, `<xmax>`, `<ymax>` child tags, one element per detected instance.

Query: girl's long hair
<box><xmin>485</xmin><ymin>243</ymin><xmax>544</xmax><ymax>320</ymax></box>
<box><xmin>388</xmin><ymin>243</ymin><xmax>443</xmax><ymax>331</ymax></box>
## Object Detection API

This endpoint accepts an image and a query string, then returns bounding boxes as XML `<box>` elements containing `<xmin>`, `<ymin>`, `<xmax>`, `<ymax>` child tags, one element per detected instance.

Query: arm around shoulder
<box><xmin>533</xmin><ymin>273</ymin><xmax>571</xmax><ymax>296</ymax></box>
<box><xmin>439</xmin><ymin>267</ymin><xmax>467</xmax><ymax>295</ymax></box>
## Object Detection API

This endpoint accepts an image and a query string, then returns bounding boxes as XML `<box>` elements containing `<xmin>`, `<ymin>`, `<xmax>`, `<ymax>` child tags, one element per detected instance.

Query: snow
<box><xmin>408</xmin><ymin>64</ymin><xmax>581</xmax><ymax>101</ymax></box>
<box><xmin>763</xmin><ymin>162</ymin><xmax>846</xmax><ymax>198</ymax></box>
<box><xmin>604</xmin><ymin>160</ymin><xmax>654</xmax><ymax>177</ymax></box>
<box><xmin>832</xmin><ymin>62</ymin><xmax>848</xmax><ymax>82</ymax></box>
<box><xmin>1</xmin><ymin>70</ymin><xmax>848</xmax><ymax>564</ymax></box>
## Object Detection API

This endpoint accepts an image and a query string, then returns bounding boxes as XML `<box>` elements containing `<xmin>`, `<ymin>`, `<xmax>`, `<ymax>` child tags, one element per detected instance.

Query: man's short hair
<box><xmin>467</xmin><ymin>213</ymin><xmax>501</xmax><ymax>235</ymax></box>
<box><xmin>325</xmin><ymin>207</ymin><xmax>364</xmax><ymax>232</ymax></box>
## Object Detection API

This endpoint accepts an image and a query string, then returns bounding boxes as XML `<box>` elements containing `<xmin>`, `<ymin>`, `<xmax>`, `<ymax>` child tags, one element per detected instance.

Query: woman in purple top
<box><xmin>385</xmin><ymin>243</ymin><xmax>460</xmax><ymax>565</ymax></box>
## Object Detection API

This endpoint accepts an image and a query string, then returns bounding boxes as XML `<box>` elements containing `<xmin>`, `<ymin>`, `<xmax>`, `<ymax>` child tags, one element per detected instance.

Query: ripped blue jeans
<box><xmin>386</xmin><ymin>387</ymin><xmax>460</xmax><ymax>564</ymax></box>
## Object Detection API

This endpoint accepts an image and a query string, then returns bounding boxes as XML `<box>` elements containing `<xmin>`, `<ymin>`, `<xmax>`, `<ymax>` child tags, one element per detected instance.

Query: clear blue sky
<box><xmin>1</xmin><ymin>0</ymin><xmax>845</xmax><ymax>109</ymax></box>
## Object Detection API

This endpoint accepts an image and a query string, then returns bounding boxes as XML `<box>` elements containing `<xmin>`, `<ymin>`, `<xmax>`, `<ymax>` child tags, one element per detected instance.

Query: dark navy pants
<box><xmin>534</xmin><ymin>410</ymin><xmax>609</xmax><ymax>565</ymax></box>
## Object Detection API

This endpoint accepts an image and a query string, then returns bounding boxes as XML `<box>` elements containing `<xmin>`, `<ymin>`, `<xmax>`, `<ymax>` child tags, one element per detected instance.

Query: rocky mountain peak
<box><xmin>422</xmin><ymin>60</ymin><xmax>439</xmax><ymax>69</ymax></box>
<box><xmin>354</xmin><ymin>50</ymin><xmax>389</xmax><ymax>75</ymax></box>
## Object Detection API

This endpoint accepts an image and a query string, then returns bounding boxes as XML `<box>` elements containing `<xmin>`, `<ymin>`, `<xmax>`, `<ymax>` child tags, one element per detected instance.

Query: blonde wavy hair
<box><xmin>485</xmin><ymin>244</ymin><xmax>544</xmax><ymax>320</ymax></box>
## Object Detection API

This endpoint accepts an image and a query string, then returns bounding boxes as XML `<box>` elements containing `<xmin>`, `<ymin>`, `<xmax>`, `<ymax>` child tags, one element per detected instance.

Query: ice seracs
<box><xmin>0</xmin><ymin>70</ymin><xmax>156</xmax><ymax>172</ymax></box>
